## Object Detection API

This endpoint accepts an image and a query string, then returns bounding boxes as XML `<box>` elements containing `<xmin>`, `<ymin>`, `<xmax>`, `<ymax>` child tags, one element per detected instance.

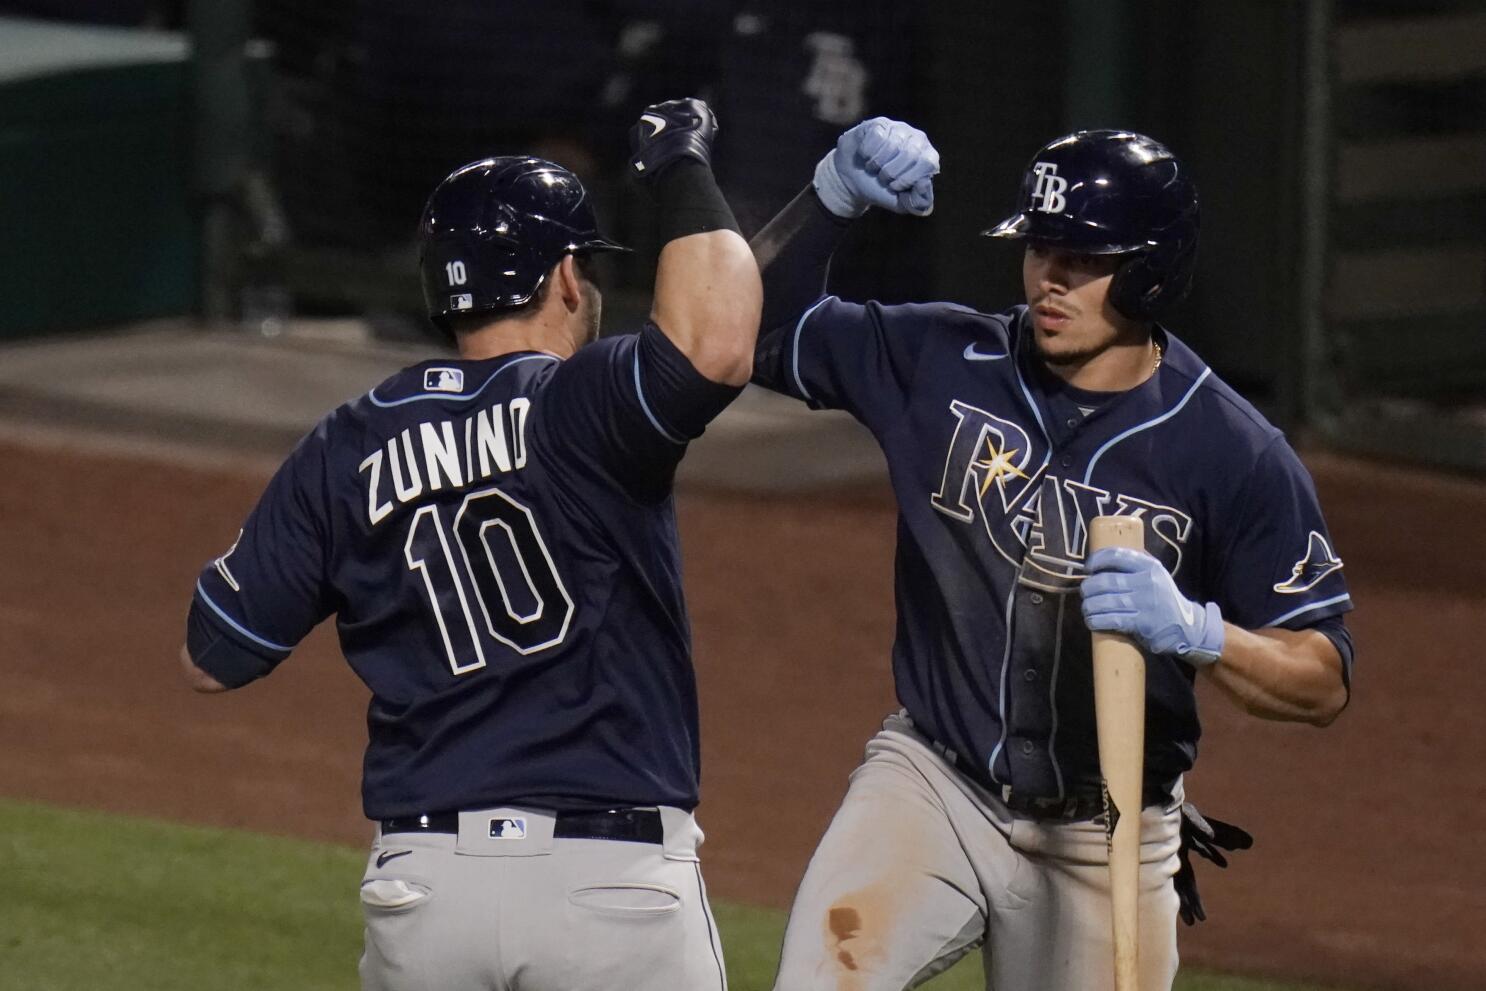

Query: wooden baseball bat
<box><xmin>1089</xmin><ymin>515</ymin><xmax>1147</xmax><ymax>991</ymax></box>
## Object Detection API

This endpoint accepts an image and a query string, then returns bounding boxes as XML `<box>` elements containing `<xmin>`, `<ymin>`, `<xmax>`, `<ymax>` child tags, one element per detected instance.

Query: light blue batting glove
<box><xmin>1081</xmin><ymin>547</ymin><xmax>1224</xmax><ymax>667</ymax></box>
<box><xmin>813</xmin><ymin>117</ymin><xmax>940</xmax><ymax>219</ymax></box>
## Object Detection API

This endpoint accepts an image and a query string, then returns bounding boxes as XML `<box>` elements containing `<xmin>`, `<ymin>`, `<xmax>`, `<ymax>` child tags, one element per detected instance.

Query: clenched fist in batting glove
<box><xmin>629</xmin><ymin>98</ymin><xmax>718</xmax><ymax>178</ymax></box>
<box><xmin>814</xmin><ymin>117</ymin><xmax>939</xmax><ymax>219</ymax></box>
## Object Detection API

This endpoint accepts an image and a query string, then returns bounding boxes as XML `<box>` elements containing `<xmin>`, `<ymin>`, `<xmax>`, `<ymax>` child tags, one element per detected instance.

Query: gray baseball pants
<box><xmin>358</xmin><ymin>806</ymin><xmax>727</xmax><ymax>991</ymax></box>
<box><xmin>772</xmin><ymin>714</ymin><xmax>1183</xmax><ymax>991</ymax></box>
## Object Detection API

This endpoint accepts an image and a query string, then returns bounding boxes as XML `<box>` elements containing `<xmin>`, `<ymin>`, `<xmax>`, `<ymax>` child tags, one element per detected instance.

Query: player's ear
<box><xmin>554</xmin><ymin>255</ymin><xmax>583</xmax><ymax>312</ymax></box>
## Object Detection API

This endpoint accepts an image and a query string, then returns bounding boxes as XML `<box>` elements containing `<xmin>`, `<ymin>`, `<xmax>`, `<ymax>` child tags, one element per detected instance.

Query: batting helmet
<box><xmin>985</xmin><ymin>130</ymin><xmax>1198</xmax><ymax>320</ymax></box>
<box><xmin>418</xmin><ymin>156</ymin><xmax>628</xmax><ymax>329</ymax></box>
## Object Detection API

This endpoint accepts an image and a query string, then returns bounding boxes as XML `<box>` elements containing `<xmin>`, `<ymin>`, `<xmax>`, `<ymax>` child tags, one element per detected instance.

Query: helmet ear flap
<box><xmin>1108</xmin><ymin>230</ymin><xmax>1197</xmax><ymax>321</ymax></box>
<box><xmin>1109</xmin><ymin>252</ymin><xmax>1163</xmax><ymax>321</ymax></box>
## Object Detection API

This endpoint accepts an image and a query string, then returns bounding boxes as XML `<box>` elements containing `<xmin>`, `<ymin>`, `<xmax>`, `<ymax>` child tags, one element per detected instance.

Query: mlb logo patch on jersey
<box><xmin>489</xmin><ymin>817</ymin><xmax>527</xmax><ymax>840</ymax></box>
<box><xmin>450</xmin><ymin>293</ymin><xmax>474</xmax><ymax>311</ymax></box>
<box><xmin>424</xmin><ymin>367</ymin><xmax>465</xmax><ymax>393</ymax></box>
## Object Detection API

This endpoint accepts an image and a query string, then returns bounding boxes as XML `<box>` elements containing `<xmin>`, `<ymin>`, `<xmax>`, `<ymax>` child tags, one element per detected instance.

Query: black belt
<box><xmin>380</xmin><ymin>807</ymin><xmax>664</xmax><ymax>845</ymax></box>
<box><xmin>925</xmin><ymin>734</ymin><xmax>1171</xmax><ymax>823</ymax></box>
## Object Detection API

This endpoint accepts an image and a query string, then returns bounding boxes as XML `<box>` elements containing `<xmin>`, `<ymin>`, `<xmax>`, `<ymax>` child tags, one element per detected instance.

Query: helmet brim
<box><xmin>982</xmin><ymin>213</ymin><xmax>1030</xmax><ymax>240</ymax></box>
<box><xmin>981</xmin><ymin>213</ymin><xmax>1151</xmax><ymax>254</ymax></box>
<box><xmin>572</xmin><ymin>237</ymin><xmax>632</xmax><ymax>255</ymax></box>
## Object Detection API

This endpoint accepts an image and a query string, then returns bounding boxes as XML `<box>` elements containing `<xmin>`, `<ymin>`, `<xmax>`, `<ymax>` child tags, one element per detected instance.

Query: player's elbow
<box><xmin>653</xmin><ymin>232</ymin><xmax>762</xmax><ymax>386</ymax></box>
<box><xmin>1306</xmin><ymin>681</ymin><xmax>1349</xmax><ymax>727</ymax></box>
<box><xmin>671</xmin><ymin>306</ymin><xmax>759</xmax><ymax>386</ymax></box>
<box><xmin>179</xmin><ymin>644</ymin><xmax>229</xmax><ymax>694</ymax></box>
<box><xmin>689</xmin><ymin>344</ymin><xmax>754</xmax><ymax>387</ymax></box>
<box><xmin>696</xmin><ymin>260</ymin><xmax>763</xmax><ymax>385</ymax></box>
<box><xmin>1303</xmin><ymin>635</ymin><xmax>1350</xmax><ymax>727</ymax></box>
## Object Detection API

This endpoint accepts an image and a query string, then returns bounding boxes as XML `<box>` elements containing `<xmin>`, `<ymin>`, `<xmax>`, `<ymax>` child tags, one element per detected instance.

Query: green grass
<box><xmin>1</xmin><ymin>798</ymin><xmax>1336</xmax><ymax>991</ymax></box>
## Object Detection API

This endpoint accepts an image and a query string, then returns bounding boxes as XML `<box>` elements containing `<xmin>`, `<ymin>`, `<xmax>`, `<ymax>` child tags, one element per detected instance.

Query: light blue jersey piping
<box><xmin>1265</xmin><ymin>593</ymin><xmax>1352</xmax><ymax>628</ymax></box>
<box><xmin>1082</xmin><ymin>368</ymin><xmax>1212</xmax><ymax>485</ymax></box>
<box><xmin>790</xmin><ymin>296</ymin><xmax>834</xmax><ymax>402</ymax></box>
<box><xmin>195</xmin><ymin>580</ymin><xmax>293</xmax><ymax>653</ymax></box>
<box><xmin>632</xmin><ymin>349</ymin><xmax>685</xmax><ymax>444</ymax></box>
<box><xmin>367</xmin><ymin>354</ymin><xmax>557</xmax><ymax>408</ymax></box>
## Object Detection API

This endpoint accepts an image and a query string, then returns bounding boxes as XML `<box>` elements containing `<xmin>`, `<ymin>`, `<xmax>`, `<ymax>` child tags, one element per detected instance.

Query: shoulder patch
<box><xmin>423</xmin><ymin>367</ymin><xmax>465</xmax><ymax>393</ymax></box>
<box><xmin>1274</xmin><ymin>530</ymin><xmax>1344</xmax><ymax>594</ymax></box>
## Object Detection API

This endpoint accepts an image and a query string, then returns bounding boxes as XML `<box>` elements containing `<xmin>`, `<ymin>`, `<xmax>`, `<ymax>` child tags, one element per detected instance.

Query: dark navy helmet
<box><xmin>985</xmin><ymin>130</ymin><xmax>1198</xmax><ymax>320</ymax></box>
<box><xmin>418</xmin><ymin>156</ymin><xmax>628</xmax><ymax>329</ymax></box>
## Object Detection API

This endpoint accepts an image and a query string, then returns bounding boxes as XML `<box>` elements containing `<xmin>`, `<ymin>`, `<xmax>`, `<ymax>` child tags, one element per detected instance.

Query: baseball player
<box><xmin>749</xmin><ymin>122</ymin><xmax>1354</xmax><ymax>990</ymax></box>
<box><xmin>178</xmin><ymin>98</ymin><xmax>759</xmax><ymax>991</ymax></box>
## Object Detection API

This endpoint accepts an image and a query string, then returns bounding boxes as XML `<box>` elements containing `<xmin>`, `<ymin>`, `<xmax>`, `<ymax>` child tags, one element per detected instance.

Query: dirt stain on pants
<box><xmin>829</xmin><ymin>906</ymin><xmax>862</xmax><ymax>972</ymax></box>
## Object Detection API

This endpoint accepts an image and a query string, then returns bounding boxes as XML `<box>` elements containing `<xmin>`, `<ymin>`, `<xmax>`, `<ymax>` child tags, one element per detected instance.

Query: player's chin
<box><xmin>1034</xmin><ymin>334</ymin><xmax>1088</xmax><ymax>367</ymax></box>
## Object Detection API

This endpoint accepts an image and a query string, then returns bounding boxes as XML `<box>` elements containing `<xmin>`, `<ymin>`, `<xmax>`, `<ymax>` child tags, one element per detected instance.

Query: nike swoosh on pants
<box><xmin>376</xmin><ymin>849</ymin><xmax>412</xmax><ymax>868</ymax></box>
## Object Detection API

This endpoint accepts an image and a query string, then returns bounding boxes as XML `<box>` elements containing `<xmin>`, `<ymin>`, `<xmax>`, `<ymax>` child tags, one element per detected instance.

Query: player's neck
<box><xmin>1040</xmin><ymin>328</ymin><xmax>1159</xmax><ymax>392</ymax></box>
<box><xmin>454</xmin><ymin>309</ymin><xmax>581</xmax><ymax>362</ymax></box>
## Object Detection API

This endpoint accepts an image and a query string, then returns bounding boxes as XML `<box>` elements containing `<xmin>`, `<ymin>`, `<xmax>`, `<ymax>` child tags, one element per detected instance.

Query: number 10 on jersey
<box><xmin>404</xmin><ymin>486</ymin><xmax>574</xmax><ymax>674</ymax></box>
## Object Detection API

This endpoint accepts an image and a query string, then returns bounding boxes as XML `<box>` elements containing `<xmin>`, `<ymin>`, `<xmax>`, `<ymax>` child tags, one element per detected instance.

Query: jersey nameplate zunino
<box><xmin>359</xmin><ymin>399</ymin><xmax>532</xmax><ymax>527</ymax></box>
<box><xmin>930</xmin><ymin>399</ymin><xmax>1194</xmax><ymax>588</ymax></box>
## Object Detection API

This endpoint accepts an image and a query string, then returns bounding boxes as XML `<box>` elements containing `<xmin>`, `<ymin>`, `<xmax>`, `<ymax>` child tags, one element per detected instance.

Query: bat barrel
<box><xmin>1089</xmin><ymin>515</ymin><xmax>1147</xmax><ymax>991</ymax></box>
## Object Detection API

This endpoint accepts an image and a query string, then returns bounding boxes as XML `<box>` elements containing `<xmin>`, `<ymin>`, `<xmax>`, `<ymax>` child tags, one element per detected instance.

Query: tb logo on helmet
<box><xmin>1030</xmin><ymin>162</ymin><xmax>1068</xmax><ymax>214</ymax></box>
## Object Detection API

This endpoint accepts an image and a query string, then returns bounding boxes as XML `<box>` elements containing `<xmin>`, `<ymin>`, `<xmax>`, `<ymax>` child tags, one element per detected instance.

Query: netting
<box><xmin>252</xmin><ymin>0</ymin><xmax>931</xmax><ymax>310</ymax></box>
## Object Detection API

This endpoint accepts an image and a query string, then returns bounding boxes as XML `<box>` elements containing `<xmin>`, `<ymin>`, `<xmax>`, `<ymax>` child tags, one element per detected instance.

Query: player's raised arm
<box><xmin>628</xmin><ymin>99</ymin><xmax>761</xmax><ymax>386</ymax></box>
<box><xmin>742</xmin><ymin>119</ymin><xmax>942</xmax><ymax>424</ymax></box>
<box><xmin>751</xmin><ymin>118</ymin><xmax>939</xmax><ymax>332</ymax></box>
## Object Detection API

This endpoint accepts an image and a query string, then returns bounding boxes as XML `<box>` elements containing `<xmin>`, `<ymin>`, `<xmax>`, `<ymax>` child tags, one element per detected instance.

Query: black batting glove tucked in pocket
<box><xmin>1175</xmin><ymin>802</ymin><xmax>1254</xmax><ymax>925</ymax></box>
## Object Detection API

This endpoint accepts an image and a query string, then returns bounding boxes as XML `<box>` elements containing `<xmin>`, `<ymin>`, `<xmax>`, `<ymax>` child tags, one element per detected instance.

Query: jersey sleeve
<box><xmin>190</xmin><ymin>422</ymin><xmax>336</xmax><ymax>685</ymax></box>
<box><xmin>536</xmin><ymin>321</ymin><xmax>742</xmax><ymax>500</ymax></box>
<box><xmin>753</xmin><ymin>294</ymin><xmax>928</xmax><ymax>432</ymax></box>
<box><xmin>1208</xmin><ymin>436</ymin><xmax>1353</xmax><ymax>632</ymax></box>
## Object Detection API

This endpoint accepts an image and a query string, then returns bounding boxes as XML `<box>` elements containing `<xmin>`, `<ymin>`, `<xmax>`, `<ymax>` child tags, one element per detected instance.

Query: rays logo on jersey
<box><xmin>929</xmin><ymin>399</ymin><xmax>1193</xmax><ymax>590</ymax></box>
<box><xmin>1273</xmin><ymin>531</ymin><xmax>1343</xmax><ymax>593</ymax></box>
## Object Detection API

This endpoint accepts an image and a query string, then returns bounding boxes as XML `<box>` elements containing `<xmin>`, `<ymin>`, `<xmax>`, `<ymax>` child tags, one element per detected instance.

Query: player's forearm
<box><xmin>750</xmin><ymin>185</ymin><xmax>850</xmax><ymax>332</ymax></box>
<box><xmin>651</xmin><ymin>228</ymin><xmax>762</xmax><ymax>386</ymax></box>
<box><xmin>1204</xmin><ymin>625</ymin><xmax>1347</xmax><ymax>726</ymax></box>
<box><xmin>628</xmin><ymin>101</ymin><xmax>760</xmax><ymax>385</ymax></box>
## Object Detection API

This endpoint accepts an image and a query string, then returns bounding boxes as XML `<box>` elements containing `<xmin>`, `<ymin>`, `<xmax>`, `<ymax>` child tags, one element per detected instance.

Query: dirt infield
<box><xmin>1</xmin><ymin>438</ymin><xmax>1481</xmax><ymax>990</ymax></box>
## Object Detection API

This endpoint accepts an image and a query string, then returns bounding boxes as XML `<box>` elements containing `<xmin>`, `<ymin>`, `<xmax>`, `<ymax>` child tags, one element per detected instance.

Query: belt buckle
<box><xmin>1029</xmin><ymin>794</ymin><xmax>1069</xmax><ymax>817</ymax></box>
<box><xmin>1001</xmin><ymin>785</ymin><xmax>1080</xmax><ymax>821</ymax></box>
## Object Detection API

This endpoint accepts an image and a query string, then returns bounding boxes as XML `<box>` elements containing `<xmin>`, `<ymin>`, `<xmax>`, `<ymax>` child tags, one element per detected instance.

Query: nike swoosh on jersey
<box><xmin>641</xmin><ymin>113</ymin><xmax>668</xmax><ymax>137</ymax></box>
<box><xmin>963</xmin><ymin>343</ymin><xmax>1008</xmax><ymax>361</ymax></box>
<box><xmin>375</xmin><ymin>849</ymin><xmax>412</xmax><ymax>868</ymax></box>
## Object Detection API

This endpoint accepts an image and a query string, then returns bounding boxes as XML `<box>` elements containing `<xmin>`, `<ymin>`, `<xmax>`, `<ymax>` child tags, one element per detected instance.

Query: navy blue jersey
<box><xmin>756</xmin><ymin>298</ymin><xmax>1352</xmax><ymax>798</ymax></box>
<box><xmin>191</xmin><ymin>323</ymin><xmax>738</xmax><ymax>819</ymax></box>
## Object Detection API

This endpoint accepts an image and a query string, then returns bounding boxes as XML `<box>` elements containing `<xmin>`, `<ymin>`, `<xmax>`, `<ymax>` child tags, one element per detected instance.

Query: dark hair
<box><xmin>445</xmin><ymin>253</ymin><xmax>599</xmax><ymax>338</ymax></box>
